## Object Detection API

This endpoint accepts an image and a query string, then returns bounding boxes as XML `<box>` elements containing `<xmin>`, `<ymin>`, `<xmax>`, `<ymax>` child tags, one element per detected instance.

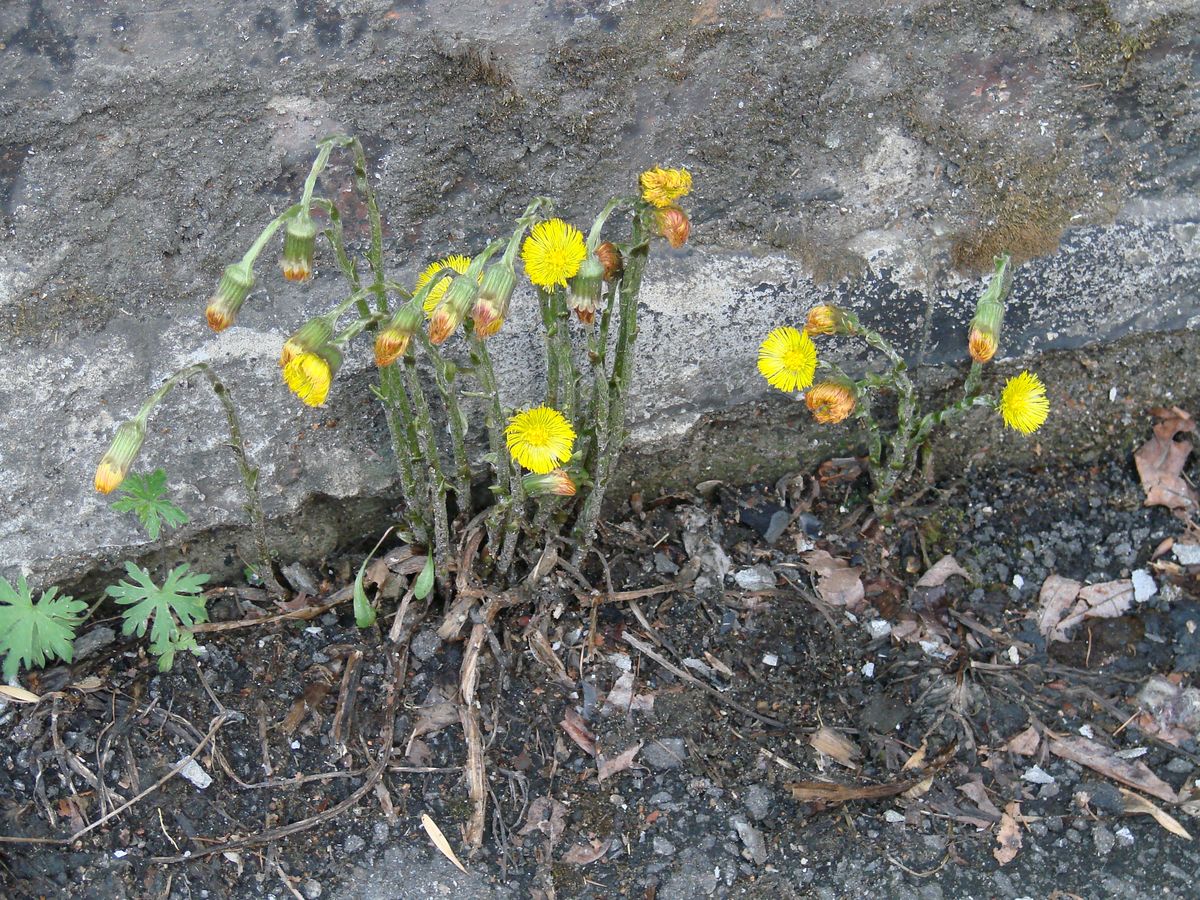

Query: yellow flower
<box><xmin>521</xmin><ymin>219</ymin><xmax>586</xmax><ymax>289</ymax></box>
<box><xmin>506</xmin><ymin>406</ymin><xmax>576</xmax><ymax>474</ymax></box>
<box><xmin>806</xmin><ymin>381</ymin><xmax>856</xmax><ymax>424</ymax></box>
<box><xmin>284</xmin><ymin>351</ymin><xmax>338</xmax><ymax>407</ymax></box>
<box><xmin>416</xmin><ymin>254</ymin><xmax>472</xmax><ymax>314</ymax></box>
<box><xmin>998</xmin><ymin>371</ymin><xmax>1049</xmax><ymax>434</ymax></box>
<box><xmin>757</xmin><ymin>327</ymin><xmax>817</xmax><ymax>393</ymax></box>
<box><xmin>640</xmin><ymin>166</ymin><xmax>693</xmax><ymax>208</ymax></box>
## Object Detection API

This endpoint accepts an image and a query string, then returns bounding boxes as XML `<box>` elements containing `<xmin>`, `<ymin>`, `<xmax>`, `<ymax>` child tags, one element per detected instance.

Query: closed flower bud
<box><xmin>205</xmin><ymin>262</ymin><xmax>255</xmax><ymax>332</ymax></box>
<box><xmin>806</xmin><ymin>379</ymin><xmax>857</xmax><ymax>425</ymax></box>
<box><xmin>522</xmin><ymin>468</ymin><xmax>577</xmax><ymax>497</ymax></box>
<box><xmin>967</xmin><ymin>293</ymin><xmax>1004</xmax><ymax>364</ymax></box>
<box><xmin>280</xmin><ymin>213</ymin><xmax>318</xmax><ymax>282</ymax></box>
<box><xmin>595</xmin><ymin>241</ymin><xmax>623</xmax><ymax>281</ymax></box>
<box><xmin>473</xmin><ymin>262</ymin><xmax>517</xmax><ymax>338</ymax></box>
<box><xmin>283</xmin><ymin>345</ymin><xmax>342</xmax><ymax>407</ymax></box>
<box><xmin>968</xmin><ymin>326</ymin><xmax>998</xmax><ymax>363</ymax></box>
<box><xmin>374</xmin><ymin>305</ymin><xmax>422</xmax><ymax>367</ymax></box>
<box><xmin>280</xmin><ymin>317</ymin><xmax>334</xmax><ymax>368</ymax></box>
<box><xmin>805</xmin><ymin>304</ymin><xmax>849</xmax><ymax>336</ymax></box>
<box><xmin>567</xmin><ymin>253</ymin><xmax>605</xmax><ymax>325</ymax></box>
<box><xmin>95</xmin><ymin>419</ymin><xmax>146</xmax><ymax>494</ymax></box>
<box><xmin>654</xmin><ymin>205</ymin><xmax>690</xmax><ymax>248</ymax></box>
<box><xmin>429</xmin><ymin>276</ymin><xmax>478</xmax><ymax>345</ymax></box>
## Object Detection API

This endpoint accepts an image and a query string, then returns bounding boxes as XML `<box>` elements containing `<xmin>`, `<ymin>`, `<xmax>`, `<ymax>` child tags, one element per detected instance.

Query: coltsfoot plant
<box><xmin>757</xmin><ymin>254</ymin><xmax>1050</xmax><ymax>517</ymax></box>
<box><xmin>95</xmin><ymin>135</ymin><xmax>693</xmax><ymax>616</ymax></box>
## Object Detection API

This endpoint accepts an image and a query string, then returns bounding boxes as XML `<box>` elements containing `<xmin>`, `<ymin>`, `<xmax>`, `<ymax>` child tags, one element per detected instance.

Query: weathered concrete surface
<box><xmin>0</xmin><ymin>1</ymin><xmax>1197</xmax><ymax>585</ymax></box>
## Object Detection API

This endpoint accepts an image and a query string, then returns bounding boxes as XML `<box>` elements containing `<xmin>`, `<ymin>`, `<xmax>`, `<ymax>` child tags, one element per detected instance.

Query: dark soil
<box><xmin>3</xmin><ymin>449</ymin><xmax>1200</xmax><ymax>899</ymax></box>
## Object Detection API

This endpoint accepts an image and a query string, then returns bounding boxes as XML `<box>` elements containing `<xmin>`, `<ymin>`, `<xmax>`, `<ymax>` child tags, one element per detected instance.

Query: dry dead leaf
<box><xmin>901</xmin><ymin>742</ymin><xmax>928</xmax><ymax>771</ymax></box>
<box><xmin>1037</xmin><ymin>576</ymin><xmax>1134</xmax><ymax>642</ymax></box>
<box><xmin>802</xmin><ymin>549</ymin><xmax>865</xmax><ymax>611</ymax></box>
<box><xmin>1049</xmin><ymin>735</ymin><xmax>1179</xmax><ymax>804</ymax></box>
<box><xmin>528</xmin><ymin>631</ymin><xmax>575</xmax><ymax>689</ymax></box>
<box><xmin>1004</xmin><ymin>725</ymin><xmax>1041</xmax><ymax>756</ymax></box>
<box><xmin>994</xmin><ymin>801</ymin><xmax>1023</xmax><ymax>865</ymax></box>
<box><xmin>916</xmin><ymin>555</ymin><xmax>971</xmax><ymax>588</ymax></box>
<box><xmin>1038</xmin><ymin>576</ymin><xmax>1083</xmax><ymax>641</ymax></box>
<box><xmin>420</xmin><ymin>813</ymin><xmax>468</xmax><ymax>874</ymax></box>
<box><xmin>788</xmin><ymin>778</ymin><xmax>920</xmax><ymax>804</ymax></box>
<box><xmin>517</xmin><ymin>797</ymin><xmax>568</xmax><ymax>845</ymax></box>
<box><xmin>560</xmin><ymin>708</ymin><xmax>597</xmax><ymax>757</ymax></box>
<box><xmin>902</xmin><ymin>775</ymin><xmax>934</xmax><ymax>799</ymax></box>
<box><xmin>810</xmin><ymin>726</ymin><xmax>862</xmax><ymax>770</ymax></box>
<box><xmin>1134</xmin><ymin>407</ymin><xmax>1198</xmax><ymax>511</ymax></box>
<box><xmin>1120</xmin><ymin>788</ymin><xmax>1192</xmax><ymax>839</ymax></box>
<box><xmin>958</xmin><ymin>778</ymin><xmax>1003</xmax><ymax>818</ymax></box>
<box><xmin>0</xmin><ymin>684</ymin><xmax>41</xmax><ymax>703</ymax></box>
<box><xmin>597</xmin><ymin>742</ymin><xmax>643</xmax><ymax>781</ymax></box>
<box><xmin>561</xmin><ymin>838</ymin><xmax>609</xmax><ymax>865</ymax></box>
<box><xmin>603</xmin><ymin>671</ymin><xmax>635</xmax><ymax>715</ymax></box>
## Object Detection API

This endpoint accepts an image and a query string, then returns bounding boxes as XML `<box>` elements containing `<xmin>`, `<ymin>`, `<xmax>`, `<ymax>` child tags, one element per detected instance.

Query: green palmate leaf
<box><xmin>107</xmin><ymin>563</ymin><xmax>210</xmax><ymax>671</ymax></box>
<box><xmin>0</xmin><ymin>577</ymin><xmax>86</xmax><ymax>681</ymax></box>
<box><xmin>111</xmin><ymin>469</ymin><xmax>189</xmax><ymax>540</ymax></box>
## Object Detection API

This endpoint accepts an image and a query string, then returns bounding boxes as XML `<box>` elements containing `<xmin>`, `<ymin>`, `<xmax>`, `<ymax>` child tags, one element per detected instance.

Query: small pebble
<box><xmin>867</xmin><ymin>619</ymin><xmax>892</xmax><ymax>640</ymax></box>
<box><xmin>1022</xmin><ymin>766</ymin><xmax>1055</xmax><ymax>784</ymax></box>
<box><xmin>861</xmin><ymin>662</ymin><xmax>875</xmax><ymax>678</ymax></box>
<box><xmin>343</xmin><ymin>834</ymin><xmax>366</xmax><ymax>855</ymax></box>
<box><xmin>762</xmin><ymin>653</ymin><xmax>778</xmax><ymax>667</ymax></box>
<box><xmin>1132</xmin><ymin>569</ymin><xmax>1157</xmax><ymax>602</ymax></box>
<box><xmin>653</xmin><ymin>836</ymin><xmax>677</xmax><ymax>856</ymax></box>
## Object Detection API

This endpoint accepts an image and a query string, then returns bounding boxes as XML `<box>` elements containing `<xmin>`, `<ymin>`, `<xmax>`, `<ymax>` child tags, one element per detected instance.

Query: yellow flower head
<box><xmin>416</xmin><ymin>254</ymin><xmax>472</xmax><ymax>314</ymax></box>
<box><xmin>506</xmin><ymin>406</ymin><xmax>576</xmax><ymax>474</ymax></box>
<box><xmin>284</xmin><ymin>350</ymin><xmax>339</xmax><ymax>407</ymax></box>
<box><xmin>806</xmin><ymin>381</ymin><xmax>856</xmax><ymax>424</ymax></box>
<box><xmin>998</xmin><ymin>371</ymin><xmax>1049</xmax><ymax>434</ymax></box>
<box><xmin>640</xmin><ymin>166</ymin><xmax>693</xmax><ymax>208</ymax></box>
<box><xmin>757</xmin><ymin>327</ymin><xmax>817</xmax><ymax>393</ymax></box>
<box><xmin>521</xmin><ymin>219</ymin><xmax>587</xmax><ymax>289</ymax></box>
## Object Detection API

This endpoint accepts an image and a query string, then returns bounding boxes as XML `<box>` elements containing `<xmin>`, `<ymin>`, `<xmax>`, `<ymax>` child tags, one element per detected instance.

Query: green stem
<box><xmin>346</xmin><ymin>137</ymin><xmax>388</xmax><ymax>312</ymax></box>
<box><xmin>418</xmin><ymin>333</ymin><xmax>473</xmax><ymax>522</ymax></box>
<box><xmin>239</xmin><ymin>205</ymin><xmax>302</xmax><ymax>268</ymax></box>
<box><xmin>402</xmin><ymin>358</ymin><xmax>451</xmax><ymax>589</ymax></box>
<box><xmin>374</xmin><ymin>365</ymin><xmax>429</xmax><ymax>542</ymax></box>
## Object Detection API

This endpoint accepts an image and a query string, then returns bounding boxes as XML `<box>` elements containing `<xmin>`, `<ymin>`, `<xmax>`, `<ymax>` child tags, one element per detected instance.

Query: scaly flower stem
<box><xmin>239</xmin><ymin>204</ymin><xmax>302</xmax><ymax>268</ymax></box>
<box><xmin>497</xmin><ymin>467</ymin><xmax>525</xmax><ymax>577</ymax></box>
<box><xmin>538</xmin><ymin>288</ymin><xmax>563</xmax><ymax>410</ymax></box>
<box><xmin>583</xmin><ymin>280</ymin><xmax>619</xmax><ymax>478</ymax></box>
<box><xmin>417</xmin><ymin>332</ymin><xmax>473</xmax><ymax>522</ymax></box>
<box><xmin>402</xmin><ymin>358</ymin><xmax>451</xmax><ymax>590</ymax></box>
<box><xmin>374</xmin><ymin>364</ymin><xmax>429</xmax><ymax>542</ymax></box>
<box><xmin>572</xmin><ymin>207</ymin><xmax>650</xmax><ymax>561</ymax></box>
<box><xmin>345</xmin><ymin>137</ymin><xmax>388</xmax><ymax>313</ymax></box>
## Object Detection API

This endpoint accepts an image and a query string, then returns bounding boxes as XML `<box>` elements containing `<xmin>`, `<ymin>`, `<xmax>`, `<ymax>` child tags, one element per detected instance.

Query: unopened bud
<box><xmin>205</xmin><ymin>262</ymin><xmax>255</xmax><ymax>332</ymax></box>
<box><xmin>654</xmin><ymin>205</ymin><xmax>690</xmax><ymax>249</ymax></box>
<box><xmin>375</xmin><ymin>305</ymin><xmax>422</xmax><ymax>367</ymax></box>
<box><xmin>566</xmin><ymin>253</ymin><xmax>605</xmax><ymax>325</ymax></box>
<box><xmin>595</xmin><ymin>241</ymin><xmax>624</xmax><ymax>281</ymax></box>
<box><xmin>968</xmin><ymin>326</ymin><xmax>998</xmax><ymax>363</ymax></box>
<box><xmin>429</xmin><ymin>276</ymin><xmax>479</xmax><ymax>345</ymax></box>
<box><xmin>522</xmin><ymin>468</ymin><xmax>577</xmax><ymax>497</ymax></box>
<box><xmin>281</xmin><ymin>213</ymin><xmax>318</xmax><ymax>282</ymax></box>
<box><xmin>95</xmin><ymin>419</ymin><xmax>146</xmax><ymax>494</ymax></box>
<box><xmin>280</xmin><ymin>318</ymin><xmax>334</xmax><ymax>368</ymax></box>
<box><xmin>473</xmin><ymin>263</ymin><xmax>516</xmax><ymax>339</ymax></box>
<box><xmin>967</xmin><ymin>292</ymin><xmax>1004</xmax><ymax>364</ymax></box>
<box><xmin>805</xmin><ymin>304</ymin><xmax>850</xmax><ymax>337</ymax></box>
<box><xmin>806</xmin><ymin>379</ymin><xmax>856</xmax><ymax>425</ymax></box>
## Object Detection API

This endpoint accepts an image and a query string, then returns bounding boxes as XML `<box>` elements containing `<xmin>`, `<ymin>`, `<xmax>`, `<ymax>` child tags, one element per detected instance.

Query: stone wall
<box><xmin>1</xmin><ymin>0</ymin><xmax>1197</xmax><ymax>584</ymax></box>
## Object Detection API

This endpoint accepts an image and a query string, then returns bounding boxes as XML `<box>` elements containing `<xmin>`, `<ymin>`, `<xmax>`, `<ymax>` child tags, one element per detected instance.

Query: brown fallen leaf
<box><xmin>802</xmin><ymin>549</ymin><xmax>865</xmax><ymax>611</ymax></box>
<box><xmin>597</xmin><ymin>742</ymin><xmax>643</xmax><ymax>782</ymax></box>
<box><xmin>901</xmin><ymin>741</ymin><xmax>928</xmax><ymax>772</ymax></box>
<box><xmin>0</xmin><ymin>684</ymin><xmax>40</xmax><ymax>703</ymax></box>
<box><xmin>1004</xmin><ymin>725</ymin><xmax>1041</xmax><ymax>756</ymax></box>
<box><xmin>1037</xmin><ymin>576</ymin><xmax>1083</xmax><ymax>642</ymax></box>
<box><xmin>560</xmin><ymin>707</ymin><xmax>597</xmax><ymax>757</ymax></box>
<box><xmin>1037</xmin><ymin>576</ymin><xmax>1135</xmax><ymax>642</ymax></box>
<box><xmin>420</xmin><ymin>813</ymin><xmax>468</xmax><ymax>874</ymax></box>
<box><xmin>916</xmin><ymin>555</ymin><xmax>971</xmax><ymax>588</ymax></box>
<box><xmin>1120</xmin><ymin>788</ymin><xmax>1192</xmax><ymax>840</ymax></box>
<box><xmin>994</xmin><ymin>801</ymin><xmax>1023</xmax><ymax>866</ymax></box>
<box><xmin>561</xmin><ymin>838</ymin><xmax>609</xmax><ymax>865</ymax></box>
<box><xmin>1049</xmin><ymin>735</ymin><xmax>1179</xmax><ymax>804</ymax></box>
<box><xmin>958</xmin><ymin>777</ymin><xmax>1003</xmax><ymax>819</ymax></box>
<box><xmin>810</xmin><ymin>726</ymin><xmax>862</xmax><ymax>771</ymax></box>
<box><xmin>603</xmin><ymin>671</ymin><xmax>635</xmax><ymax>716</ymax></box>
<box><xmin>517</xmin><ymin>797</ymin><xmax>568</xmax><ymax>845</ymax></box>
<box><xmin>1134</xmin><ymin>407</ymin><xmax>1198</xmax><ymax>511</ymax></box>
<box><xmin>529</xmin><ymin>631</ymin><xmax>575</xmax><ymax>689</ymax></box>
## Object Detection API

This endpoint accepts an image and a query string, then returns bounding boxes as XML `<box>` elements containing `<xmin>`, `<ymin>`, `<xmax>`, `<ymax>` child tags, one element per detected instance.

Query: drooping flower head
<box><xmin>566</xmin><ymin>253</ymin><xmax>605</xmax><ymax>324</ymax></box>
<box><xmin>596</xmin><ymin>241</ymin><xmax>624</xmax><ymax>282</ymax></box>
<box><xmin>429</xmin><ymin>276</ymin><xmax>478</xmax><ymax>344</ymax></box>
<box><xmin>806</xmin><ymin>380</ymin><xmax>857</xmax><ymax>424</ymax></box>
<box><xmin>521</xmin><ymin>219</ymin><xmax>587</xmax><ymax>289</ymax></box>
<box><xmin>473</xmin><ymin>262</ymin><xmax>517</xmax><ymax>338</ymax></box>
<box><xmin>281</xmin><ymin>213</ymin><xmax>318</xmax><ymax>283</ymax></box>
<box><xmin>94</xmin><ymin>420</ymin><xmax>146</xmax><ymax>494</ymax></box>
<box><xmin>805</xmin><ymin>305</ymin><xmax>849</xmax><ymax>337</ymax></box>
<box><xmin>280</xmin><ymin>318</ymin><xmax>334</xmax><ymax>368</ymax></box>
<box><xmin>522</xmin><ymin>468</ymin><xmax>577</xmax><ymax>497</ymax></box>
<box><xmin>640</xmin><ymin>166</ymin><xmax>692</xmax><ymax>208</ymax></box>
<box><xmin>374</xmin><ymin>304</ymin><xmax>423</xmax><ymax>367</ymax></box>
<box><xmin>284</xmin><ymin>346</ymin><xmax>342</xmax><ymax>407</ymax></box>
<box><xmin>997</xmin><ymin>371</ymin><xmax>1049</xmax><ymax>434</ymax></box>
<box><xmin>506</xmin><ymin>406</ymin><xmax>576</xmax><ymax>475</ymax></box>
<box><xmin>417</xmin><ymin>254</ymin><xmax>472</xmax><ymax>315</ymax></box>
<box><xmin>968</xmin><ymin>327</ymin><xmax>998</xmax><ymax>364</ymax></box>
<box><xmin>654</xmin><ymin>206</ymin><xmax>690</xmax><ymax>248</ymax></box>
<box><xmin>757</xmin><ymin>327</ymin><xmax>817</xmax><ymax>393</ymax></box>
<box><xmin>205</xmin><ymin>261</ymin><xmax>255</xmax><ymax>332</ymax></box>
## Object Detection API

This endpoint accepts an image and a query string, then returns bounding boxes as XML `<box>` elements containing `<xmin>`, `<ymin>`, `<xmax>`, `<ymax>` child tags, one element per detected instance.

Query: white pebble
<box><xmin>177</xmin><ymin>757</ymin><xmax>213</xmax><ymax>790</ymax></box>
<box><xmin>1132</xmin><ymin>569</ymin><xmax>1157</xmax><ymax>602</ymax></box>
<box><xmin>867</xmin><ymin>619</ymin><xmax>892</xmax><ymax>640</ymax></box>
<box><xmin>1012</xmin><ymin>574</ymin><xmax>1025</xmax><ymax>589</ymax></box>
<box><xmin>762</xmin><ymin>653</ymin><xmax>779</xmax><ymax>667</ymax></box>
<box><xmin>861</xmin><ymin>662</ymin><xmax>875</xmax><ymax>678</ymax></box>
<box><xmin>1022</xmin><ymin>766</ymin><xmax>1055</xmax><ymax>784</ymax></box>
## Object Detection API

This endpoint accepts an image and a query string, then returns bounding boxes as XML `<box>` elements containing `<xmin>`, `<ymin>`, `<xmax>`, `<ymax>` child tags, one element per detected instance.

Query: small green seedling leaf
<box><xmin>414</xmin><ymin>555</ymin><xmax>435</xmax><ymax>601</ymax></box>
<box><xmin>111</xmin><ymin>469</ymin><xmax>189</xmax><ymax>540</ymax></box>
<box><xmin>353</xmin><ymin>527</ymin><xmax>395</xmax><ymax>629</ymax></box>
<box><xmin>0</xmin><ymin>577</ymin><xmax>86</xmax><ymax>681</ymax></box>
<box><xmin>106</xmin><ymin>563</ymin><xmax>210</xmax><ymax>671</ymax></box>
